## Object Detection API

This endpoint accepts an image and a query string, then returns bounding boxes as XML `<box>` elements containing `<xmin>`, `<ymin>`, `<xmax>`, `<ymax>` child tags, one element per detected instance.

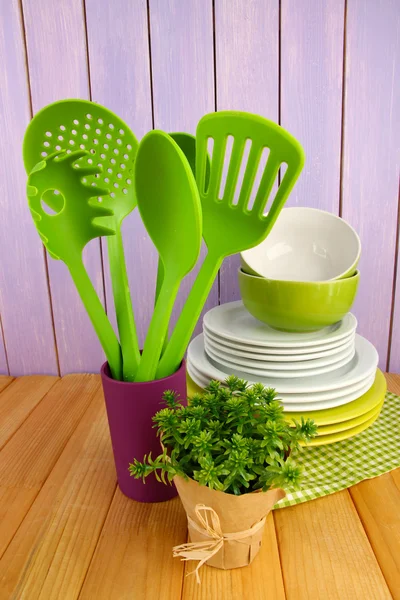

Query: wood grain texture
<box><xmin>0</xmin><ymin>324</ymin><xmax>8</xmax><ymax>375</ymax></box>
<box><xmin>85</xmin><ymin>0</ymin><xmax>154</xmax><ymax>348</ymax></box>
<box><xmin>79</xmin><ymin>492</ymin><xmax>187</xmax><ymax>600</ymax></box>
<box><xmin>0</xmin><ymin>374</ymin><xmax>99</xmax><ymax>557</ymax></box>
<box><xmin>182</xmin><ymin>512</ymin><xmax>285</xmax><ymax>600</ymax></box>
<box><xmin>215</xmin><ymin>0</ymin><xmax>279</xmax><ymax>304</ymax></box>
<box><xmin>0</xmin><ymin>376</ymin><xmax>14</xmax><ymax>394</ymax></box>
<box><xmin>22</xmin><ymin>0</ymin><xmax>106</xmax><ymax>374</ymax></box>
<box><xmin>281</xmin><ymin>0</ymin><xmax>344</xmax><ymax>214</ymax></box>
<box><xmin>0</xmin><ymin>386</ymin><xmax>116</xmax><ymax>600</ymax></box>
<box><xmin>149</xmin><ymin>0</ymin><xmax>218</xmax><ymax>338</ymax></box>
<box><xmin>274</xmin><ymin>490</ymin><xmax>391</xmax><ymax>599</ymax></box>
<box><xmin>350</xmin><ymin>473</ymin><xmax>400</xmax><ymax>599</ymax></box>
<box><xmin>341</xmin><ymin>0</ymin><xmax>400</xmax><ymax>369</ymax></box>
<box><xmin>0</xmin><ymin>0</ymin><xmax>58</xmax><ymax>376</ymax></box>
<box><xmin>0</xmin><ymin>375</ymin><xmax>58</xmax><ymax>450</ymax></box>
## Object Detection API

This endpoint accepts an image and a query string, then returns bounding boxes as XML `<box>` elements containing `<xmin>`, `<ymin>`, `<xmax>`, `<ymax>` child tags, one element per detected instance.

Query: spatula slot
<box><xmin>247</xmin><ymin>147</ymin><xmax>271</xmax><ymax>211</ymax></box>
<box><xmin>204</xmin><ymin>137</ymin><xmax>214</xmax><ymax>193</ymax></box>
<box><xmin>218</xmin><ymin>135</ymin><xmax>234</xmax><ymax>200</ymax></box>
<box><xmin>232</xmin><ymin>138</ymin><xmax>252</xmax><ymax>206</ymax></box>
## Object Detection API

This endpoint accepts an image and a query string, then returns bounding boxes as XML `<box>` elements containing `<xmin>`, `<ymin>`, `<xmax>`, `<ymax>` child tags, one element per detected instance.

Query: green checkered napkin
<box><xmin>275</xmin><ymin>390</ymin><xmax>400</xmax><ymax>509</ymax></box>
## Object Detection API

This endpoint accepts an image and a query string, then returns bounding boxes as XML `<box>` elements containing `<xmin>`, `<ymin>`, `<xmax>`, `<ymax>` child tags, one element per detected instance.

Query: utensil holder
<box><xmin>100</xmin><ymin>360</ymin><xmax>187</xmax><ymax>502</ymax></box>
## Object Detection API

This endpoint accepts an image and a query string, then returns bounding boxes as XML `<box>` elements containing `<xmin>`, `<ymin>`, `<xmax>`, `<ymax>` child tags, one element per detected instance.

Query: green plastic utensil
<box><xmin>26</xmin><ymin>150</ymin><xmax>122</xmax><ymax>380</ymax></box>
<box><xmin>134</xmin><ymin>130</ymin><xmax>202</xmax><ymax>382</ymax></box>
<box><xmin>156</xmin><ymin>111</ymin><xmax>305</xmax><ymax>378</ymax></box>
<box><xmin>23</xmin><ymin>99</ymin><xmax>140</xmax><ymax>381</ymax></box>
<box><xmin>154</xmin><ymin>132</ymin><xmax>210</xmax><ymax>332</ymax></box>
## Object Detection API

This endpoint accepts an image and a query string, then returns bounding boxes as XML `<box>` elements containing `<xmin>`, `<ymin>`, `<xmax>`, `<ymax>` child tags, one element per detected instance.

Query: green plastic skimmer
<box><xmin>23</xmin><ymin>100</ymin><xmax>140</xmax><ymax>381</ymax></box>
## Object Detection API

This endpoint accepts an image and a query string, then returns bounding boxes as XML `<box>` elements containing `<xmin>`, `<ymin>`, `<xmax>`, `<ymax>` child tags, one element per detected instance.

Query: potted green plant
<box><xmin>130</xmin><ymin>377</ymin><xmax>317</xmax><ymax>581</ymax></box>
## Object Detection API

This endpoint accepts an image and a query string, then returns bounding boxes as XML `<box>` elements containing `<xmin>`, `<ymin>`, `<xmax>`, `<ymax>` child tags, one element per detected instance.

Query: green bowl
<box><xmin>238</xmin><ymin>269</ymin><xmax>360</xmax><ymax>332</ymax></box>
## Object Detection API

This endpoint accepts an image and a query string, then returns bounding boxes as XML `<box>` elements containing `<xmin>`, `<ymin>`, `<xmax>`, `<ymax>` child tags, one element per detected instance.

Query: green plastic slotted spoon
<box><xmin>26</xmin><ymin>150</ymin><xmax>122</xmax><ymax>380</ymax></box>
<box><xmin>23</xmin><ymin>99</ymin><xmax>140</xmax><ymax>381</ymax></box>
<box><xmin>134</xmin><ymin>131</ymin><xmax>202</xmax><ymax>382</ymax></box>
<box><xmin>156</xmin><ymin>111</ymin><xmax>305</xmax><ymax>379</ymax></box>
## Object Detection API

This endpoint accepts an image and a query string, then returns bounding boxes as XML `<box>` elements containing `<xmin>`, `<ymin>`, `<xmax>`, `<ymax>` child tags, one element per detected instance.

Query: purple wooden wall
<box><xmin>0</xmin><ymin>0</ymin><xmax>399</xmax><ymax>375</ymax></box>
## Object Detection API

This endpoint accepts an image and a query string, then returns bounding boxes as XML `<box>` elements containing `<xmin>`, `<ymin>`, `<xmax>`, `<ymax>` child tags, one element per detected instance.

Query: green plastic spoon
<box><xmin>23</xmin><ymin>99</ymin><xmax>140</xmax><ymax>381</ymax></box>
<box><xmin>26</xmin><ymin>150</ymin><xmax>122</xmax><ymax>380</ymax></box>
<box><xmin>156</xmin><ymin>111</ymin><xmax>305</xmax><ymax>379</ymax></box>
<box><xmin>134</xmin><ymin>131</ymin><xmax>202</xmax><ymax>382</ymax></box>
<box><xmin>154</xmin><ymin>131</ymin><xmax>210</xmax><ymax>321</ymax></box>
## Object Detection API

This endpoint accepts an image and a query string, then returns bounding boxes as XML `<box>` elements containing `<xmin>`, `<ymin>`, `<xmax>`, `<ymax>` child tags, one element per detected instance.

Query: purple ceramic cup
<box><xmin>100</xmin><ymin>360</ymin><xmax>187</xmax><ymax>503</ymax></box>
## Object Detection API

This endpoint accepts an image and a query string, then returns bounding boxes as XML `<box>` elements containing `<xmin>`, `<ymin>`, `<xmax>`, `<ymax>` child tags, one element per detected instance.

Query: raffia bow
<box><xmin>172</xmin><ymin>503</ymin><xmax>266</xmax><ymax>584</ymax></box>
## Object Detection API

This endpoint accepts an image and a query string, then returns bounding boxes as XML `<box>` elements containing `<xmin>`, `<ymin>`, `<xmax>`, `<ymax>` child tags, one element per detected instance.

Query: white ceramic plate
<box><xmin>187</xmin><ymin>361</ymin><xmax>377</xmax><ymax>412</ymax></box>
<box><xmin>203</xmin><ymin>301</ymin><xmax>357</xmax><ymax>348</ymax></box>
<box><xmin>205</xmin><ymin>342</ymin><xmax>355</xmax><ymax>379</ymax></box>
<box><xmin>187</xmin><ymin>358</ymin><xmax>376</xmax><ymax>403</ymax></box>
<box><xmin>204</xmin><ymin>325</ymin><xmax>355</xmax><ymax>356</ymax></box>
<box><xmin>188</xmin><ymin>333</ymin><xmax>378</xmax><ymax>393</ymax></box>
<box><xmin>204</xmin><ymin>336</ymin><xmax>355</xmax><ymax>370</ymax></box>
<box><xmin>204</xmin><ymin>330</ymin><xmax>355</xmax><ymax>362</ymax></box>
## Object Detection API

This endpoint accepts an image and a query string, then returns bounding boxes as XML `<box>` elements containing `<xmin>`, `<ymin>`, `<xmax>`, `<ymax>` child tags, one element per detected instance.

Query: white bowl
<box><xmin>241</xmin><ymin>207</ymin><xmax>361</xmax><ymax>281</ymax></box>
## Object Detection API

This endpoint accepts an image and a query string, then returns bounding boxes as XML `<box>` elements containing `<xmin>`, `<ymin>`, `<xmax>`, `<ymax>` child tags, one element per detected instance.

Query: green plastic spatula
<box><xmin>134</xmin><ymin>131</ymin><xmax>202</xmax><ymax>382</ymax></box>
<box><xmin>23</xmin><ymin>99</ymin><xmax>140</xmax><ymax>381</ymax></box>
<box><xmin>26</xmin><ymin>150</ymin><xmax>122</xmax><ymax>380</ymax></box>
<box><xmin>156</xmin><ymin>111</ymin><xmax>305</xmax><ymax>378</ymax></box>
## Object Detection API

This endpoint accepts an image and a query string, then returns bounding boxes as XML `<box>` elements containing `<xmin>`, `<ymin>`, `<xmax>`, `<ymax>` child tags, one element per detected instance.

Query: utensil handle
<box><xmin>156</xmin><ymin>252</ymin><xmax>222</xmax><ymax>379</ymax></box>
<box><xmin>107</xmin><ymin>232</ymin><xmax>140</xmax><ymax>381</ymax></box>
<box><xmin>135</xmin><ymin>272</ymin><xmax>180</xmax><ymax>382</ymax></box>
<box><xmin>155</xmin><ymin>259</ymin><xmax>169</xmax><ymax>355</ymax></box>
<box><xmin>68</xmin><ymin>257</ymin><xmax>122</xmax><ymax>380</ymax></box>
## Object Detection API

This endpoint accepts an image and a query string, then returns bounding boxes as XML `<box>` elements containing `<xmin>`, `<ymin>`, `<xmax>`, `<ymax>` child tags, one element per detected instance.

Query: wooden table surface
<box><xmin>0</xmin><ymin>373</ymin><xmax>399</xmax><ymax>599</ymax></box>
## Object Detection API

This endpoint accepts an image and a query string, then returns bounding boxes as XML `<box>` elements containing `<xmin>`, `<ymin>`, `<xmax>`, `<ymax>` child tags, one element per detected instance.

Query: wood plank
<box><xmin>389</xmin><ymin>203</ymin><xmax>400</xmax><ymax>372</ymax></box>
<box><xmin>0</xmin><ymin>386</ymin><xmax>116</xmax><ymax>600</ymax></box>
<box><xmin>385</xmin><ymin>372</ymin><xmax>400</xmax><ymax>395</ymax></box>
<box><xmin>391</xmin><ymin>468</ymin><xmax>400</xmax><ymax>494</ymax></box>
<box><xmin>149</xmin><ymin>0</ymin><xmax>218</xmax><ymax>338</ymax></box>
<box><xmin>22</xmin><ymin>0</ymin><xmax>106</xmax><ymax>374</ymax></box>
<box><xmin>281</xmin><ymin>0</ymin><xmax>344</xmax><ymax>215</ymax></box>
<box><xmin>350</xmin><ymin>473</ymin><xmax>400</xmax><ymax>599</ymax></box>
<box><xmin>0</xmin><ymin>324</ymin><xmax>8</xmax><ymax>375</ymax></box>
<box><xmin>79</xmin><ymin>491</ymin><xmax>187</xmax><ymax>599</ymax></box>
<box><xmin>341</xmin><ymin>0</ymin><xmax>400</xmax><ymax>369</ymax></box>
<box><xmin>275</xmin><ymin>490</ymin><xmax>391</xmax><ymax>599</ymax></box>
<box><xmin>215</xmin><ymin>0</ymin><xmax>279</xmax><ymax>304</ymax></box>
<box><xmin>0</xmin><ymin>376</ymin><xmax>13</xmax><ymax>395</ymax></box>
<box><xmin>85</xmin><ymin>0</ymin><xmax>154</xmax><ymax>347</ymax></box>
<box><xmin>0</xmin><ymin>374</ymin><xmax>99</xmax><ymax>557</ymax></box>
<box><xmin>0</xmin><ymin>0</ymin><xmax>58</xmax><ymax>375</ymax></box>
<box><xmin>182</xmin><ymin>512</ymin><xmax>285</xmax><ymax>600</ymax></box>
<box><xmin>0</xmin><ymin>375</ymin><xmax>58</xmax><ymax>450</ymax></box>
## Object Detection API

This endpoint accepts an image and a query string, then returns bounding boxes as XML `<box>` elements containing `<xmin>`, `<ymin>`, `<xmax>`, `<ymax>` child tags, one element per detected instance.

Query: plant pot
<box><xmin>173</xmin><ymin>475</ymin><xmax>285</xmax><ymax>575</ymax></box>
<box><xmin>100</xmin><ymin>360</ymin><xmax>187</xmax><ymax>503</ymax></box>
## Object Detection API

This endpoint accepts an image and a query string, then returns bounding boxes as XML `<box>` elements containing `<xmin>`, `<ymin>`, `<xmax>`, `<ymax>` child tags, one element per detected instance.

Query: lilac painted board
<box><xmin>390</xmin><ymin>214</ymin><xmax>400</xmax><ymax>373</ymax></box>
<box><xmin>22</xmin><ymin>0</ymin><xmax>106</xmax><ymax>374</ymax></box>
<box><xmin>342</xmin><ymin>0</ymin><xmax>400</xmax><ymax>370</ymax></box>
<box><xmin>215</xmin><ymin>0</ymin><xmax>279</xmax><ymax>304</ymax></box>
<box><xmin>149</xmin><ymin>0</ymin><xmax>218</xmax><ymax>336</ymax></box>
<box><xmin>85</xmin><ymin>0</ymin><xmax>154</xmax><ymax>349</ymax></box>
<box><xmin>281</xmin><ymin>0</ymin><xmax>344</xmax><ymax>214</ymax></box>
<box><xmin>0</xmin><ymin>0</ymin><xmax>58</xmax><ymax>375</ymax></box>
<box><xmin>0</xmin><ymin>323</ymin><xmax>7</xmax><ymax>375</ymax></box>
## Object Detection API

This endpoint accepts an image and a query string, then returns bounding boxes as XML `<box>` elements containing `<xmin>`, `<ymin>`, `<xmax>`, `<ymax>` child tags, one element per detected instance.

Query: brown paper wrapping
<box><xmin>173</xmin><ymin>475</ymin><xmax>285</xmax><ymax>573</ymax></box>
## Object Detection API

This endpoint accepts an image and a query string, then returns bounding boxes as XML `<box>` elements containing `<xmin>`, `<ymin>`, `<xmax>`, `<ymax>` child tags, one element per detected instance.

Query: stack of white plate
<box><xmin>187</xmin><ymin>301</ymin><xmax>379</xmax><ymax>414</ymax></box>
